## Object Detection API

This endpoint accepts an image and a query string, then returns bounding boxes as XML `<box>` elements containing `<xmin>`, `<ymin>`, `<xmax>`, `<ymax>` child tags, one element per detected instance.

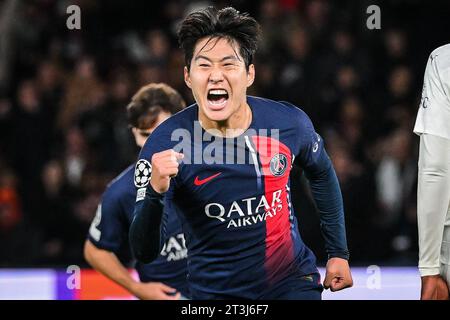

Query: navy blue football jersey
<box><xmin>88</xmin><ymin>164</ymin><xmax>189</xmax><ymax>297</ymax></box>
<box><xmin>135</xmin><ymin>96</ymin><xmax>348</xmax><ymax>299</ymax></box>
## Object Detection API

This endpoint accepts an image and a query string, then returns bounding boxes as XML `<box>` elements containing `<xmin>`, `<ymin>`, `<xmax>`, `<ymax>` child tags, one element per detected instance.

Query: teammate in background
<box><xmin>414</xmin><ymin>44</ymin><xmax>450</xmax><ymax>300</ymax></box>
<box><xmin>130</xmin><ymin>7</ymin><xmax>352</xmax><ymax>299</ymax></box>
<box><xmin>84</xmin><ymin>83</ymin><xmax>189</xmax><ymax>300</ymax></box>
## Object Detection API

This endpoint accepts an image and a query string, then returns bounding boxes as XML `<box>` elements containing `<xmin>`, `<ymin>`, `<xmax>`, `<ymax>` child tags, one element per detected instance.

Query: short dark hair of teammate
<box><xmin>177</xmin><ymin>6</ymin><xmax>261</xmax><ymax>71</ymax></box>
<box><xmin>127</xmin><ymin>83</ymin><xmax>186</xmax><ymax>130</ymax></box>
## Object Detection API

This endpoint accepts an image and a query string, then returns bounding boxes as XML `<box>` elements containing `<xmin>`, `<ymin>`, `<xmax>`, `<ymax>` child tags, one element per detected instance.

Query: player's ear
<box><xmin>130</xmin><ymin>127</ymin><xmax>140</xmax><ymax>145</ymax></box>
<box><xmin>184</xmin><ymin>66</ymin><xmax>192</xmax><ymax>89</ymax></box>
<box><xmin>247</xmin><ymin>64</ymin><xmax>255</xmax><ymax>87</ymax></box>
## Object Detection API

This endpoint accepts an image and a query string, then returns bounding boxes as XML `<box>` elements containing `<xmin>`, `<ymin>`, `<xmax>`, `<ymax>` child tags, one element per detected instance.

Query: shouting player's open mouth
<box><xmin>207</xmin><ymin>89</ymin><xmax>229</xmax><ymax>111</ymax></box>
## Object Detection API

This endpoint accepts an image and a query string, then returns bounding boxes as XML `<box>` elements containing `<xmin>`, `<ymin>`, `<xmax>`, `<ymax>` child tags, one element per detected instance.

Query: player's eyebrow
<box><xmin>220</xmin><ymin>55</ymin><xmax>239</xmax><ymax>62</ymax></box>
<box><xmin>194</xmin><ymin>55</ymin><xmax>239</xmax><ymax>63</ymax></box>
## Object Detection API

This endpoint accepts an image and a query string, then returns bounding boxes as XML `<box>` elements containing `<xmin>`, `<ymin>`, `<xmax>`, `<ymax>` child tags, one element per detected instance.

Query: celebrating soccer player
<box><xmin>130</xmin><ymin>7</ymin><xmax>352</xmax><ymax>299</ymax></box>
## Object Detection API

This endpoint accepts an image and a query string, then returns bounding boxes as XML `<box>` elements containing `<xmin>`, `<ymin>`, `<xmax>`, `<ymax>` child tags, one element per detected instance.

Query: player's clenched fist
<box><xmin>150</xmin><ymin>150</ymin><xmax>184</xmax><ymax>194</ymax></box>
<box><xmin>323</xmin><ymin>257</ymin><xmax>353</xmax><ymax>292</ymax></box>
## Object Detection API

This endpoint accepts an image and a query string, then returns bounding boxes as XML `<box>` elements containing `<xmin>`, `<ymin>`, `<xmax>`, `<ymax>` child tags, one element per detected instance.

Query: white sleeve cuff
<box><xmin>419</xmin><ymin>266</ymin><xmax>441</xmax><ymax>277</ymax></box>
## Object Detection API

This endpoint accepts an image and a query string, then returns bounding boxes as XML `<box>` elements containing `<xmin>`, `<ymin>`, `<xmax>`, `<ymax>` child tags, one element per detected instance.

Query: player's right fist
<box><xmin>150</xmin><ymin>150</ymin><xmax>184</xmax><ymax>194</ymax></box>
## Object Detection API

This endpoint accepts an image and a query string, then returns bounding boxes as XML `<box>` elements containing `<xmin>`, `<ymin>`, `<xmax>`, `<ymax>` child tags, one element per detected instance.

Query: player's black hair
<box><xmin>177</xmin><ymin>6</ymin><xmax>261</xmax><ymax>71</ymax></box>
<box><xmin>127</xmin><ymin>83</ymin><xmax>186</xmax><ymax>129</ymax></box>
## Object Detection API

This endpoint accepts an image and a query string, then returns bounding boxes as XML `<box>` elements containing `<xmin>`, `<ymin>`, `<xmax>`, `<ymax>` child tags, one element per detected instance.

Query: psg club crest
<box><xmin>269</xmin><ymin>153</ymin><xmax>288</xmax><ymax>177</ymax></box>
<box><xmin>134</xmin><ymin>159</ymin><xmax>152</xmax><ymax>188</ymax></box>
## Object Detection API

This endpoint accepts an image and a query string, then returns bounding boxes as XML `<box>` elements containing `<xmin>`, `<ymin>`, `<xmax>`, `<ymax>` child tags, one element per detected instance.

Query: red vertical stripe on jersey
<box><xmin>252</xmin><ymin>136</ymin><xmax>294</xmax><ymax>284</ymax></box>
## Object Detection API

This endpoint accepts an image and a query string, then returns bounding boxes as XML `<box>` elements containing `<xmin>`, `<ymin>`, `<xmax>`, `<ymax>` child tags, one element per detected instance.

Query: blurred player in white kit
<box><xmin>414</xmin><ymin>43</ymin><xmax>450</xmax><ymax>300</ymax></box>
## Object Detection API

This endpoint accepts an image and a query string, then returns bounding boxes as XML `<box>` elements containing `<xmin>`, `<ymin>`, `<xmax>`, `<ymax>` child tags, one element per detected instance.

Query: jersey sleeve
<box><xmin>134</xmin><ymin>129</ymin><xmax>176</xmax><ymax>202</ymax></box>
<box><xmin>293</xmin><ymin>109</ymin><xmax>325</xmax><ymax>172</ymax></box>
<box><xmin>293</xmin><ymin>108</ymin><xmax>350</xmax><ymax>260</ymax></box>
<box><xmin>417</xmin><ymin>133</ymin><xmax>450</xmax><ymax>276</ymax></box>
<box><xmin>130</xmin><ymin>129</ymin><xmax>175</xmax><ymax>263</ymax></box>
<box><xmin>414</xmin><ymin>45</ymin><xmax>450</xmax><ymax>140</ymax></box>
<box><xmin>87</xmin><ymin>188</ymin><xmax>125</xmax><ymax>253</ymax></box>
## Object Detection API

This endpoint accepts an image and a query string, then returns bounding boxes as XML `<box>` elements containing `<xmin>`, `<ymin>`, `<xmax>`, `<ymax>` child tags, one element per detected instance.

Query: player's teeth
<box><xmin>209</xmin><ymin>89</ymin><xmax>227</xmax><ymax>95</ymax></box>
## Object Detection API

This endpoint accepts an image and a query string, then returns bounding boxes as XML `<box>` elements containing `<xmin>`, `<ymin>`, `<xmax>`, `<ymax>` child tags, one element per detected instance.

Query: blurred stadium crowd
<box><xmin>0</xmin><ymin>0</ymin><xmax>449</xmax><ymax>267</ymax></box>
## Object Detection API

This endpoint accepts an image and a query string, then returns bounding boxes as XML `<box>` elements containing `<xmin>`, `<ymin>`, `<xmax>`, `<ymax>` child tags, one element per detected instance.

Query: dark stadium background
<box><xmin>0</xmin><ymin>0</ymin><xmax>449</xmax><ymax>287</ymax></box>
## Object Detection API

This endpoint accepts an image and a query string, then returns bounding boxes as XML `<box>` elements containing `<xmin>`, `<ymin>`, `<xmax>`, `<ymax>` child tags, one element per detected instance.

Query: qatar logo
<box><xmin>269</xmin><ymin>153</ymin><xmax>288</xmax><ymax>176</ymax></box>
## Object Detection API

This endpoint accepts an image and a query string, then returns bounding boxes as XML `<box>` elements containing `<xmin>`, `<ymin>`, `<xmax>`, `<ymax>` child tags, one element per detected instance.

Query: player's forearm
<box><xmin>417</xmin><ymin>134</ymin><xmax>450</xmax><ymax>276</ymax></box>
<box><xmin>305</xmin><ymin>150</ymin><xmax>350</xmax><ymax>260</ymax></box>
<box><xmin>84</xmin><ymin>240</ymin><xmax>137</xmax><ymax>292</ymax></box>
<box><xmin>129</xmin><ymin>185</ymin><xmax>165</xmax><ymax>263</ymax></box>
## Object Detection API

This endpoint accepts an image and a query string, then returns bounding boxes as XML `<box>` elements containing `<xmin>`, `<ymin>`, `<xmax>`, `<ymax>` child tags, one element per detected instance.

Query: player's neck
<box><xmin>199</xmin><ymin>102</ymin><xmax>252</xmax><ymax>138</ymax></box>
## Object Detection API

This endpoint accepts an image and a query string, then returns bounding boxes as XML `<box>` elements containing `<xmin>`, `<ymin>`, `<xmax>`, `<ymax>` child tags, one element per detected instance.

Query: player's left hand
<box><xmin>323</xmin><ymin>257</ymin><xmax>353</xmax><ymax>292</ymax></box>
